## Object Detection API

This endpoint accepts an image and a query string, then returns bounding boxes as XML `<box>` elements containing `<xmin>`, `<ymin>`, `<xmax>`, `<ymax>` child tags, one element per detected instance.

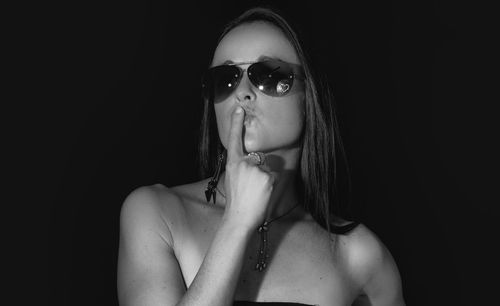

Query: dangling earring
<box><xmin>205</xmin><ymin>150</ymin><xmax>225</xmax><ymax>204</ymax></box>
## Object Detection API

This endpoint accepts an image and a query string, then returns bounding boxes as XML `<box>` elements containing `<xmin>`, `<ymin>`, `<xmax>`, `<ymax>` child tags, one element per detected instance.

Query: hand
<box><xmin>222</xmin><ymin>106</ymin><xmax>275</xmax><ymax>229</ymax></box>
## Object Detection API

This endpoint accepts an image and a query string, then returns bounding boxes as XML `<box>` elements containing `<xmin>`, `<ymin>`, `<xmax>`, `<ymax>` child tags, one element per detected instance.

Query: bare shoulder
<box><xmin>120</xmin><ymin>179</ymin><xmax>218</xmax><ymax>241</ymax></box>
<box><xmin>119</xmin><ymin>184</ymin><xmax>185</xmax><ymax>247</ymax></box>
<box><xmin>339</xmin><ymin>223</ymin><xmax>388</xmax><ymax>273</ymax></box>
<box><xmin>167</xmin><ymin>178</ymin><xmax>212</xmax><ymax>205</ymax></box>
<box><xmin>118</xmin><ymin>185</ymin><xmax>190</xmax><ymax>304</ymax></box>
<box><xmin>120</xmin><ymin>184</ymin><xmax>185</xmax><ymax>217</ymax></box>
<box><xmin>340</xmin><ymin>223</ymin><xmax>406</xmax><ymax>306</ymax></box>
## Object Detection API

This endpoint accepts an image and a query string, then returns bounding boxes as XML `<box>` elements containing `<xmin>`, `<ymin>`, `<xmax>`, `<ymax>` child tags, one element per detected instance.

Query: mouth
<box><xmin>244</xmin><ymin>113</ymin><xmax>256</xmax><ymax>125</ymax></box>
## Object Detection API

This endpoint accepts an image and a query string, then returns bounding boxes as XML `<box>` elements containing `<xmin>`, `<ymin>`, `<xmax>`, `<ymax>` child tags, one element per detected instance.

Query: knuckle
<box><xmin>264</xmin><ymin>174</ymin><xmax>273</xmax><ymax>184</ymax></box>
<box><xmin>241</xmin><ymin>158</ymin><xmax>252</xmax><ymax>167</ymax></box>
<box><xmin>258</xmin><ymin>172</ymin><xmax>270</xmax><ymax>183</ymax></box>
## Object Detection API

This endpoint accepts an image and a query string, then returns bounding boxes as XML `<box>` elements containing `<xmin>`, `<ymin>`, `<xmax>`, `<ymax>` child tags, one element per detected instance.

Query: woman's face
<box><xmin>211</xmin><ymin>22</ymin><xmax>305</xmax><ymax>155</ymax></box>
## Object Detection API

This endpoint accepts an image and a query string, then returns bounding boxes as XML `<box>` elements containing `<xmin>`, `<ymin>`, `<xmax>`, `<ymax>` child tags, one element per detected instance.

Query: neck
<box><xmin>217</xmin><ymin>147</ymin><xmax>303</xmax><ymax>222</ymax></box>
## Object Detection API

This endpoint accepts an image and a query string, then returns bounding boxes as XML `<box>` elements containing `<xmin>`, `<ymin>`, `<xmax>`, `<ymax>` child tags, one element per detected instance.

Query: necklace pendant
<box><xmin>255</xmin><ymin>261</ymin><xmax>267</xmax><ymax>271</ymax></box>
<box><xmin>255</xmin><ymin>222</ymin><xmax>269</xmax><ymax>272</ymax></box>
<box><xmin>253</xmin><ymin>204</ymin><xmax>299</xmax><ymax>272</ymax></box>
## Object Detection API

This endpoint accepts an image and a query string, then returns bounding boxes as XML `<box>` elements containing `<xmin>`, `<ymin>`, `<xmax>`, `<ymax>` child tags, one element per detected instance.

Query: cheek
<box><xmin>265</xmin><ymin>97</ymin><xmax>304</xmax><ymax>136</ymax></box>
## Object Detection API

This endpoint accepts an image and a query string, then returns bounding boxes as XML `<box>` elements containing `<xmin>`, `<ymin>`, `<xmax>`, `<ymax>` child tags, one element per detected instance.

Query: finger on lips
<box><xmin>227</xmin><ymin>106</ymin><xmax>245</xmax><ymax>163</ymax></box>
<box><xmin>227</xmin><ymin>106</ymin><xmax>270</xmax><ymax>172</ymax></box>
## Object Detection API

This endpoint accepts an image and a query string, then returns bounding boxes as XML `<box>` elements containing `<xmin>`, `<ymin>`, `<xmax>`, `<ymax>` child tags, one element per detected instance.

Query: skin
<box><xmin>212</xmin><ymin>23</ymin><xmax>305</xmax><ymax>160</ymax></box>
<box><xmin>117</xmin><ymin>21</ymin><xmax>406</xmax><ymax>306</ymax></box>
<box><xmin>212</xmin><ymin>21</ymin><xmax>306</xmax><ymax>222</ymax></box>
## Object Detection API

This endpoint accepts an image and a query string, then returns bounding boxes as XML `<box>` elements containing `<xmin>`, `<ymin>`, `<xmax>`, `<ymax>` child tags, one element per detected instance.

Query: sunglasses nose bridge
<box><xmin>233</xmin><ymin>66</ymin><xmax>258</xmax><ymax>103</ymax></box>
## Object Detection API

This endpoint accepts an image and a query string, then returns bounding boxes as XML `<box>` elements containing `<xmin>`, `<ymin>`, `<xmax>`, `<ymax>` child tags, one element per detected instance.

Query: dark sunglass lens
<box><xmin>248</xmin><ymin>61</ymin><xmax>294</xmax><ymax>96</ymax></box>
<box><xmin>203</xmin><ymin>66</ymin><xmax>240</xmax><ymax>103</ymax></box>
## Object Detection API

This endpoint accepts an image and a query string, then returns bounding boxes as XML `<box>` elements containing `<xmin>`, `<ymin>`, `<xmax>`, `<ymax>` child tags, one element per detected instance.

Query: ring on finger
<box><xmin>247</xmin><ymin>152</ymin><xmax>266</xmax><ymax>165</ymax></box>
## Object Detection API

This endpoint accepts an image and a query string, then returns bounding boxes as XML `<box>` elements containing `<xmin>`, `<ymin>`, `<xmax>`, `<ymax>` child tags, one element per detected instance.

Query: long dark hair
<box><xmin>198</xmin><ymin>7</ymin><xmax>358</xmax><ymax>236</ymax></box>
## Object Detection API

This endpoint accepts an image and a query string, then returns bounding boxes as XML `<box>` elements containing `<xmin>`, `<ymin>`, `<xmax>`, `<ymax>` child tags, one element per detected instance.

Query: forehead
<box><xmin>211</xmin><ymin>21</ymin><xmax>300</xmax><ymax>66</ymax></box>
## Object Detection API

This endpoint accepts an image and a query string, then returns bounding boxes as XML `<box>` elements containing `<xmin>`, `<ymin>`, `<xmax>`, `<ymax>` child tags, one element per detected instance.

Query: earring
<box><xmin>205</xmin><ymin>151</ymin><xmax>225</xmax><ymax>204</ymax></box>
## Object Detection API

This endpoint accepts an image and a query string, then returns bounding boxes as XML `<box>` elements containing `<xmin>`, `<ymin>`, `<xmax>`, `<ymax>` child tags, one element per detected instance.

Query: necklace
<box><xmin>215</xmin><ymin>187</ymin><xmax>300</xmax><ymax>272</ymax></box>
<box><xmin>254</xmin><ymin>202</ymin><xmax>299</xmax><ymax>271</ymax></box>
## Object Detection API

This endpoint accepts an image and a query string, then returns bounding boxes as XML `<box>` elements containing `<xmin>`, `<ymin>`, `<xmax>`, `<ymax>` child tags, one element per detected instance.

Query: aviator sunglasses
<box><xmin>202</xmin><ymin>59</ymin><xmax>305</xmax><ymax>104</ymax></box>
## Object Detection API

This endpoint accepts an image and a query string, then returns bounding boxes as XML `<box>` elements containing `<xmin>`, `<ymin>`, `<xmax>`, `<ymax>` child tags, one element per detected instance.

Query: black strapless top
<box><xmin>234</xmin><ymin>302</ymin><xmax>314</xmax><ymax>306</ymax></box>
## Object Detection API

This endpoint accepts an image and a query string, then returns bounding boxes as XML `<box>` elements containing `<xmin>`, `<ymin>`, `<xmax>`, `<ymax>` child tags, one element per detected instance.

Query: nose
<box><xmin>235</xmin><ymin>69</ymin><xmax>257</xmax><ymax>104</ymax></box>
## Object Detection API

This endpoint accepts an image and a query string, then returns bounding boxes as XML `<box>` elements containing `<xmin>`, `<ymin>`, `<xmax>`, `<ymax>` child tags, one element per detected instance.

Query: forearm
<box><xmin>176</xmin><ymin>218</ymin><xmax>252</xmax><ymax>306</ymax></box>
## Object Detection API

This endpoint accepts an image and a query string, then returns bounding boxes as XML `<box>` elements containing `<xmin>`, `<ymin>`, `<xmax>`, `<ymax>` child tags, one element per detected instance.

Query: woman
<box><xmin>117</xmin><ymin>7</ymin><xmax>405</xmax><ymax>306</ymax></box>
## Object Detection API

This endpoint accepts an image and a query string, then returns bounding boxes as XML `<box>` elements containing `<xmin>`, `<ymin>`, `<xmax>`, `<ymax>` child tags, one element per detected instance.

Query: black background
<box><xmin>17</xmin><ymin>0</ymin><xmax>497</xmax><ymax>305</ymax></box>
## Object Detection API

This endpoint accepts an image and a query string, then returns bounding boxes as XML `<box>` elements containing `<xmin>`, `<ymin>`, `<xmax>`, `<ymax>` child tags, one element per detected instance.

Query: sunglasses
<box><xmin>202</xmin><ymin>59</ymin><xmax>305</xmax><ymax>104</ymax></box>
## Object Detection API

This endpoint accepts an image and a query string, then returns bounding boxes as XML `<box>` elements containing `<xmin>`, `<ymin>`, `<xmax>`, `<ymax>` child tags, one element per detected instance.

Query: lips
<box><xmin>244</xmin><ymin>113</ymin><xmax>255</xmax><ymax>125</ymax></box>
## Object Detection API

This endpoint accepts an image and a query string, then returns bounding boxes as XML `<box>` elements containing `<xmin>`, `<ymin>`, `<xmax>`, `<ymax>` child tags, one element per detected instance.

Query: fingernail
<box><xmin>235</xmin><ymin>106</ymin><xmax>243</xmax><ymax>114</ymax></box>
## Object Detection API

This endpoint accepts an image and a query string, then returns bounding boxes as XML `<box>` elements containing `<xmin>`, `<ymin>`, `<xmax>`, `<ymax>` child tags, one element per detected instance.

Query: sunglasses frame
<box><xmin>202</xmin><ymin>59</ymin><xmax>305</xmax><ymax>103</ymax></box>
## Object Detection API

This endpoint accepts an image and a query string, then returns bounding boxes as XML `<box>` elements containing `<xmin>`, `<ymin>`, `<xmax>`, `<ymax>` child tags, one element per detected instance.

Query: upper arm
<box><xmin>347</xmin><ymin>224</ymin><xmax>406</xmax><ymax>306</ymax></box>
<box><xmin>117</xmin><ymin>185</ymin><xmax>186</xmax><ymax>306</ymax></box>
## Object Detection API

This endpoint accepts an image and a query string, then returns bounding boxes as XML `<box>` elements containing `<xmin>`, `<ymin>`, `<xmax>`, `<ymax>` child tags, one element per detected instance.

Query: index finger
<box><xmin>227</xmin><ymin>106</ymin><xmax>245</xmax><ymax>163</ymax></box>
